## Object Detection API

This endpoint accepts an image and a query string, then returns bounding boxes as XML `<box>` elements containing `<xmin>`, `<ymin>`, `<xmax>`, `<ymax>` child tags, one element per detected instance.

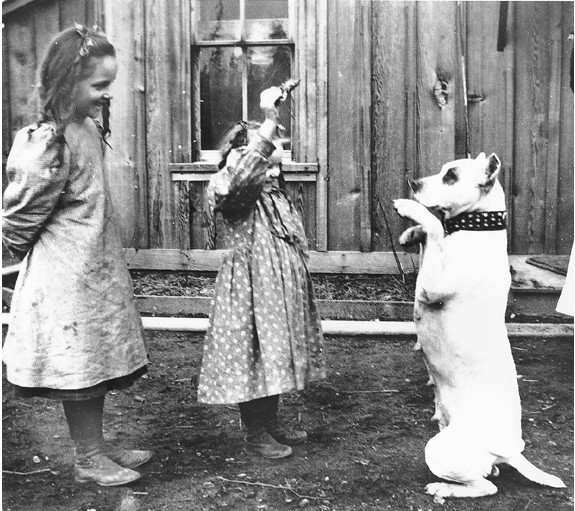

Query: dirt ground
<box><xmin>2</xmin><ymin>330</ymin><xmax>573</xmax><ymax>511</ymax></box>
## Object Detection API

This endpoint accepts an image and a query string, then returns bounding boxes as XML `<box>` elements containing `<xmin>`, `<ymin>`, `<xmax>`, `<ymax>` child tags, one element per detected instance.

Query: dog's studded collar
<box><xmin>443</xmin><ymin>211</ymin><xmax>507</xmax><ymax>235</ymax></box>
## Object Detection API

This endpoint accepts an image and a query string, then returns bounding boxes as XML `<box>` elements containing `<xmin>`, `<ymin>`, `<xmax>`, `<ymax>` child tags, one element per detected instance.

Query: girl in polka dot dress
<box><xmin>198</xmin><ymin>86</ymin><xmax>326</xmax><ymax>458</ymax></box>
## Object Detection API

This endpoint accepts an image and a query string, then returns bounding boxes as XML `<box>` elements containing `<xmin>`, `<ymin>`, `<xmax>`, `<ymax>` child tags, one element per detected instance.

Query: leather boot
<box><xmin>244</xmin><ymin>429</ymin><xmax>292</xmax><ymax>459</ymax></box>
<box><xmin>267</xmin><ymin>418</ymin><xmax>308</xmax><ymax>445</ymax></box>
<box><xmin>74</xmin><ymin>442</ymin><xmax>141</xmax><ymax>486</ymax></box>
<box><xmin>100</xmin><ymin>441</ymin><xmax>153</xmax><ymax>469</ymax></box>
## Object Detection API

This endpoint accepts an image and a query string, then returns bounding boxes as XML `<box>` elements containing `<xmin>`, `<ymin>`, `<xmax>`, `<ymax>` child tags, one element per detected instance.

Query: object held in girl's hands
<box><xmin>278</xmin><ymin>79</ymin><xmax>300</xmax><ymax>103</ymax></box>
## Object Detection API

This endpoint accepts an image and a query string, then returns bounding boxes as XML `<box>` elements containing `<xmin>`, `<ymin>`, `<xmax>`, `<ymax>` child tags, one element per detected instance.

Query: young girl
<box><xmin>198</xmin><ymin>86</ymin><xmax>326</xmax><ymax>459</ymax></box>
<box><xmin>2</xmin><ymin>25</ymin><xmax>151</xmax><ymax>486</ymax></box>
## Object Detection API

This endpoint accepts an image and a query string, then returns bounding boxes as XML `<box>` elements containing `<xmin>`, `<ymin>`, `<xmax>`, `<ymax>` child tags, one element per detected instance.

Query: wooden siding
<box><xmin>371</xmin><ymin>0</ymin><xmax>573</xmax><ymax>254</ymax></box>
<box><xmin>2</xmin><ymin>0</ymin><xmax>97</xmax><ymax>163</ymax></box>
<box><xmin>327</xmin><ymin>0</ymin><xmax>372</xmax><ymax>251</ymax></box>
<box><xmin>101</xmin><ymin>0</ymin><xmax>148</xmax><ymax>248</ymax></box>
<box><xmin>3</xmin><ymin>0</ymin><xmax>573</xmax><ymax>257</ymax></box>
<box><xmin>511</xmin><ymin>2</ymin><xmax>574</xmax><ymax>255</ymax></box>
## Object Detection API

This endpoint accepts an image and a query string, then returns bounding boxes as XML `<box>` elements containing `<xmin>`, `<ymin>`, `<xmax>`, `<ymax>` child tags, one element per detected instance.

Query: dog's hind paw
<box><xmin>425</xmin><ymin>479</ymin><xmax>498</xmax><ymax>498</ymax></box>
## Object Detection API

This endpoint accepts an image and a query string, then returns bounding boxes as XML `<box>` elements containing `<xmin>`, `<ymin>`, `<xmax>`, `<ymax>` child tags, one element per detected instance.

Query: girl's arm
<box><xmin>2</xmin><ymin>125</ymin><xmax>70</xmax><ymax>260</ymax></box>
<box><xmin>214</xmin><ymin>87</ymin><xmax>285</xmax><ymax>218</ymax></box>
<box><xmin>215</xmin><ymin>136</ymin><xmax>276</xmax><ymax>217</ymax></box>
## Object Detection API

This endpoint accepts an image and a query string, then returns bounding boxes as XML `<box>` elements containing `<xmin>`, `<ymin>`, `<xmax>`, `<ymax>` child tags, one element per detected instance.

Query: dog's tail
<box><xmin>506</xmin><ymin>455</ymin><xmax>566</xmax><ymax>488</ymax></box>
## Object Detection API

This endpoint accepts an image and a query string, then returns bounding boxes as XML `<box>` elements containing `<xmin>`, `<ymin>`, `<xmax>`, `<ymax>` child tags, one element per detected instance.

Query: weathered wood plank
<box><xmin>315</xmin><ymin>0</ymin><xmax>328</xmax><ymax>251</ymax></box>
<box><xmin>172</xmin><ymin>172</ymin><xmax>317</xmax><ymax>183</ymax></box>
<box><xmin>135</xmin><ymin>295</ymin><xmax>414</xmax><ymax>321</ymax></box>
<box><xmin>33</xmin><ymin>0</ymin><xmax>59</xmax><ymax>70</ymax></box>
<box><xmin>543</xmin><ymin>3</ymin><xmax>563</xmax><ymax>254</ymax></box>
<box><xmin>327</xmin><ymin>0</ymin><xmax>363</xmax><ymax>250</ymax></box>
<box><xmin>58</xmin><ymin>0</ymin><xmax>87</xmax><ymax>30</ymax></box>
<box><xmin>415</xmin><ymin>2</ymin><xmax>457</xmax><ymax>176</ymax></box>
<box><xmin>124</xmin><ymin>248</ymin><xmax>419</xmax><ymax>274</ymax></box>
<box><xmin>292</xmin><ymin>0</ymin><xmax>328</xmax><ymax>251</ymax></box>
<box><xmin>371</xmin><ymin>0</ymin><xmax>412</xmax><ymax>251</ymax></box>
<box><xmin>2</xmin><ymin>26</ymin><xmax>12</xmax><ymax>166</ymax></box>
<box><xmin>2</xmin><ymin>0</ymin><xmax>35</xmax><ymax>16</ymax></box>
<box><xmin>512</xmin><ymin>2</ymin><xmax>555</xmax><ymax>254</ymax></box>
<box><xmin>6</xmin><ymin>10</ymin><xmax>36</xmax><ymax>138</ymax></box>
<box><xmin>145</xmin><ymin>0</ymin><xmax>182</xmax><ymax>248</ymax></box>
<box><xmin>556</xmin><ymin>1</ymin><xmax>575</xmax><ymax>255</ymax></box>
<box><xmin>134</xmin><ymin>293</ymin><xmax>567</xmax><ymax>324</ymax></box>
<box><xmin>102</xmin><ymin>0</ymin><xmax>148</xmax><ymax>247</ymax></box>
<box><xmin>357</xmin><ymin>0</ymin><xmax>371</xmax><ymax>252</ymax></box>
<box><xmin>86</xmin><ymin>0</ymin><xmax>99</xmax><ymax>26</ymax></box>
<box><xmin>176</xmin><ymin>180</ymin><xmax>191</xmax><ymax>249</ymax></box>
<box><xmin>404</xmin><ymin>1</ymin><xmax>417</xmax><ymax>181</ymax></box>
<box><xmin>132</xmin><ymin>0</ymin><xmax>149</xmax><ymax>248</ymax></box>
<box><xmin>165</xmin><ymin>5</ymin><xmax>193</xmax><ymax>253</ymax></box>
<box><xmin>305</xmin><ymin>0</ymin><xmax>317</xmax><ymax>164</ymax></box>
<box><xmin>172</xmin><ymin>0</ymin><xmax>192</xmax><ymax>164</ymax></box>
<box><xmin>285</xmin><ymin>181</ymin><xmax>317</xmax><ymax>249</ymax></box>
<box><xmin>189</xmin><ymin>182</ymin><xmax>207</xmax><ymax>249</ymax></box>
<box><xmin>453</xmin><ymin>1</ymin><xmax>468</xmax><ymax>159</ymax></box>
<box><xmin>465</xmin><ymin>1</ymin><xmax>516</xmax><ymax>240</ymax></box>
<box><xmin>169</xmin><ymin>162</ymin><xmax>319</xmax><ymax>173</ymax></box>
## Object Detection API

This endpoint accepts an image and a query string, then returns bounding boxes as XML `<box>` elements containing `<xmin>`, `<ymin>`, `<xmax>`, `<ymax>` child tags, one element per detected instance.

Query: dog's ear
<box><xmin>475</xmin><ymin>152</ymin><xmax>487</xmax><ymax>162</ymax></box>
<box><xmin>485</xmin><ymin>153</ymin><xmax>501</xmax><ymax>179</ymax></box>
<box><xmin>479</xmin><ymin>153</ymin><xmax>501</xmax><ymax>190</ymax></box>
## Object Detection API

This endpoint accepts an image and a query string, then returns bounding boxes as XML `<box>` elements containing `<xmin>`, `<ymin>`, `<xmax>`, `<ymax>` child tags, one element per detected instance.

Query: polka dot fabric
<box><xmin>198</xmin><ymin>140</ymin><xmax>325</xmax><ymax>404</ymax></box>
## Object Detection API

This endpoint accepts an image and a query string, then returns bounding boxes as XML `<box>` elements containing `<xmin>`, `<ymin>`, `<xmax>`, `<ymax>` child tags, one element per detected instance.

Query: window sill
<box><xmin>170</xmin><ymin>162</ymin><xmax>319</xmax><ymax>182</ymax></box>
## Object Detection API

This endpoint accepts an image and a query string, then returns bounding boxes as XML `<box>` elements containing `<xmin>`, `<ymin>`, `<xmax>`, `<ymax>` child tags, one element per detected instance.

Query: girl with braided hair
<box><xmin>2</xmin><ymin>25</ymin><xmax>151</xmax><ymax>486</ymax></box>
<box><xmin>198</xmin><ymin>86</ymin><xmax>326</xmax><ymax>459</ymax></box>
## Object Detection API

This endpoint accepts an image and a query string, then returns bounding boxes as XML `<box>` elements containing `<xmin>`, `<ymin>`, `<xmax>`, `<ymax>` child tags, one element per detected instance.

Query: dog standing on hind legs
<box><xmin>393</xmin><ymin>152</ymin><xmax>566</xmax><ymax>498</ymax></box>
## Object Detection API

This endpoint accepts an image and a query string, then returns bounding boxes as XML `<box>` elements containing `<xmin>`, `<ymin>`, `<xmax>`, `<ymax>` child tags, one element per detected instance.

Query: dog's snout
<box><xmin>408</xmin><ymin>178</ymin><xmax>422</xmax><ymax>193</ymax></box>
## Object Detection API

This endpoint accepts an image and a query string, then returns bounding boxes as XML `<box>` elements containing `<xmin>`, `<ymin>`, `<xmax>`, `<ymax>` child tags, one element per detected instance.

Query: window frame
<box><xmin>191</xmin><ymin>0</ymin><xmax>294</xmax><ymax>163</ymax></box>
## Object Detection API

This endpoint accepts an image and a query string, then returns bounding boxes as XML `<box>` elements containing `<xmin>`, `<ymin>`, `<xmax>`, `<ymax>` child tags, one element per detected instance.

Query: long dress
<box><xmin>2</xmin><ymin>119</ymin><xmax>148</xmax><ymax>394</ymax></box>
<box><xmin>197</xmin><ymin>134</ymin><xmax>325</xmax><ymax>404</ymax></box>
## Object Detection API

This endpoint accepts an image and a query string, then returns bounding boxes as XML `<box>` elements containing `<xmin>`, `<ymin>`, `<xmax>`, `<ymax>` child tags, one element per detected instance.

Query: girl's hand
<box><xmin>260</xmin><ymin>87</ymin><xmax>286</xmax><ymax>122</ymax></box>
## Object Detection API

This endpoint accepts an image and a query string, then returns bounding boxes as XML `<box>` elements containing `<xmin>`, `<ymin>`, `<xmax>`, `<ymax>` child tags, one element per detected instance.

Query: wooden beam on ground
<box><xmin>135</xmin><ymin>296</ymin><xmax>414</xmax><ymax>321</ymax></box>
<box><xmin>5</xmin><ymin>313</ymin><xmax>569</xmax><ymax>338</ymax></box>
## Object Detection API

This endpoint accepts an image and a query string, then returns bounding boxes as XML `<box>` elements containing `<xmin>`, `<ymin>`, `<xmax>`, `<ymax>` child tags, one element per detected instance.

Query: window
<box><xmin>192</xmin><ymin>0</ymin><xmax>293</xmax><ymax>160</ymax></box>
<box><xmin>171</xmin><ymin>0</ymin><xmax>327</xmax><ymax>250</ymax></box>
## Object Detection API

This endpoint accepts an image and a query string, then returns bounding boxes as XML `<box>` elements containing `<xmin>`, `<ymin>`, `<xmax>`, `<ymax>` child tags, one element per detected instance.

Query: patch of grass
<box><xmin>130</xmin><ymin>271</ymin><xmax>417</xmax><ymax>302</ymax></box>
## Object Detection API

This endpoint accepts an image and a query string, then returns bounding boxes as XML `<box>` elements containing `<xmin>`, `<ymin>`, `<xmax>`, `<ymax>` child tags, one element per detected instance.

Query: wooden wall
<box><xmin>3</xmin><ymin>0</ymin><xmax>573</xmax><ymax>256</ymax></box>
<box><xmin>2</xmin><ymin>0</ymin><xmax>97</xmax><ymax>166</ymax></box>
<box><xmin>371</xmin><ymin>1</ymin><xmax>574</xmax><ymax>254</ymax></box>
<box><xmin>327</xmin><ymin>0</ymin><xmax>371</xmax><ymax>251</ymax></box>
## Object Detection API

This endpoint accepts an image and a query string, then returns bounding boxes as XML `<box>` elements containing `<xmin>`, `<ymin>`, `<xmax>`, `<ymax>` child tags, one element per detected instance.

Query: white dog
<box><xmin>393</xmin><ymin>152</ymin><xmax>566</xmax><ymax>498</ymax></box>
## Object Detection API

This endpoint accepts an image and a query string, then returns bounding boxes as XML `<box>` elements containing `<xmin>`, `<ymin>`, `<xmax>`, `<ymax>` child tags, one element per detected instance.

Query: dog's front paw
<box><xmin>393</xmin><ymin>199</ymin><xmax>439</xmax><ymax>226</ymax></box>
<box><xmin>394</xmin><ymin>199</ymin><xmax>443</xmax><ymax>239</ymax></box>
<box><xmin>399</xmin><ymin>225</ymin><xmax>426</xmax><ymax>247</ymax></box>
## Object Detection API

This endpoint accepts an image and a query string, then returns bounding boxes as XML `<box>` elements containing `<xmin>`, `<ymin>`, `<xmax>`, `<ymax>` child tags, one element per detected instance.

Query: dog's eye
<box><xmin>442</xmin><ymin>168</ymin><xmax>458</xmax><ymax>185</ymax></box>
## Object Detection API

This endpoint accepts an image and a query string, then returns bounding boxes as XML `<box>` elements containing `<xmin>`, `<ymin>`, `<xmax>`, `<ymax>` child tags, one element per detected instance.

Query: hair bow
<box><xmin>75</xmin><ymin>22</ymin><xmax>94</xmax><ymax>57</ymax></box>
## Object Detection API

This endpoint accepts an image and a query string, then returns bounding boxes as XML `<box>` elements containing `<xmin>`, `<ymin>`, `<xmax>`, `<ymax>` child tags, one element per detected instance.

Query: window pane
<box><xmin>199</xmin><ymin>47</ymin><xmax>243</xmax><ymax>150</ymax></box>
<box><xmin>197</xmin><ymin>0</ymin><xmax>241</xmax><ymax>41</ymax></box>
<box><xmin>245</xmin><ymin>0</ymin><xmax>289</xmax><ymax>40</ymax></box>
<box><xmin>247</xmin><ymin>46</ymin><xmax>292</xmax><ymax>142</ymax></box>
<box><xmin>245</xmin><ymin>0</ymin><xmax>288</xmax><ymax>19</ymax></box>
